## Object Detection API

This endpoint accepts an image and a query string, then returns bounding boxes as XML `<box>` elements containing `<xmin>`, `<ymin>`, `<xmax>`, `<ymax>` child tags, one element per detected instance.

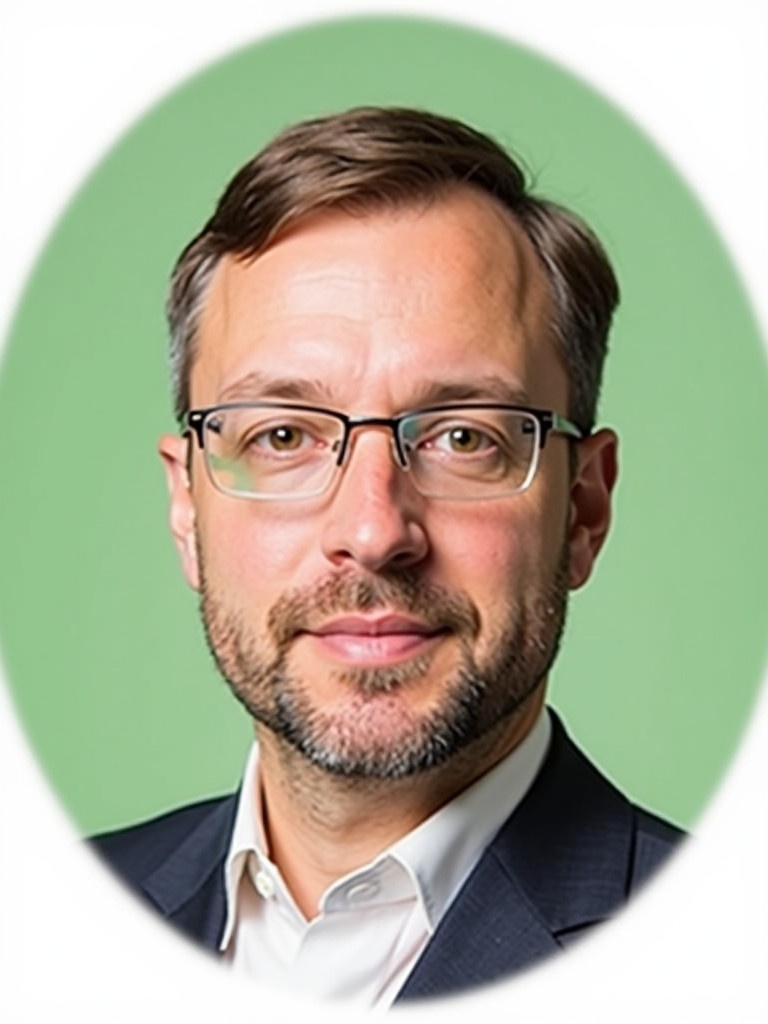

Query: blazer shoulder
<box><xmin>89</xmin><ymin>795</ymin><xmax>236</xmax><ymax>884</ymax></box>
<box><xmin>630</xmin><ymin>804</ymin><xmax>687</xmax><ymax>891</ymax></box>
<box><xmin>486</xmin><ymin>713</ymin><xmax>687</xmax><ymax>929</ymax></box>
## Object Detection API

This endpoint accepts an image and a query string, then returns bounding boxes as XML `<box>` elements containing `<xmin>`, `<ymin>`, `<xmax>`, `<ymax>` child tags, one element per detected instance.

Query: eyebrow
<box><xmin>408</xmin><ymin>378</ymin><xmax>533</xmax><ymax>408</ymax></box>
<box><xmin>218</xmin><ymin>372</ymin><xmax>337</xmax><ymax>405</ymax></box>
<box><xmin>217</xmin><ymin>371</ymin><xmax>532</xmax><ymax>410</ymax></box>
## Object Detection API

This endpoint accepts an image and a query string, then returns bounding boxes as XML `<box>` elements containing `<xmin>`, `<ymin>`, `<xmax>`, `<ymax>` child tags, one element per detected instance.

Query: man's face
<box><xmin>160</xmin><ymin>188</ymin><xmax>616</xmax><ymax>778</ymax></box>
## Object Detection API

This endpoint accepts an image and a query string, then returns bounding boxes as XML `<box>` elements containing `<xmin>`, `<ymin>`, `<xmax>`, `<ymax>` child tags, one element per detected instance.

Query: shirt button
<box><xmin>345</xmin><ymin>880</ymin><xmax>381</xmax><ymax>903</ymax></box>
<box><xmin>254</xmin><ymin>869</ymin><xmax>275</xmax><ymax>900</ymax></box>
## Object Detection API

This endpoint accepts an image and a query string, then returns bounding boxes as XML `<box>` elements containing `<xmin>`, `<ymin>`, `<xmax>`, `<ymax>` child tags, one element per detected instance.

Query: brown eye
<box><xmin>418</xmin><ymin>421</ymin><xmax>498</xmax><ymax>458</ymax></box>
<box><xmin>447</xmin><ymin>426</ymin><xmax>485</xmax><ymax>453</ymax></box>
<box><xmin>267</xmin><ymin>425</ymin><xmax>304</xmax><ymax>451</ymax></box>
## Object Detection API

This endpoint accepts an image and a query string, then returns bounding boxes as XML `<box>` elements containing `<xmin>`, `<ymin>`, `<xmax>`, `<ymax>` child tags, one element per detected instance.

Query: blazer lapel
<box><xmin>140</xmin><ymin>793</ymin><xmax>238</xmax><ymax>951</ymax></box>
<box><xmin>397</xmin><ymin>711</ymin><xmax>634</xmax><ymax>1001</ymax></box>
<box><xmin>396</xmin><ymin>849</ymin><xmax>561</xmax><ymax>999</ymax></box>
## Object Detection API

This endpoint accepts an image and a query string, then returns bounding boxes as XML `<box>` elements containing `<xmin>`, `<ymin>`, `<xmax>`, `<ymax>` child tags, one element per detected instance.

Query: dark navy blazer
<box><xmin>91</xmin><ymin>712</ymin><xmax>684</xmax><ymax>1002</ymax></box>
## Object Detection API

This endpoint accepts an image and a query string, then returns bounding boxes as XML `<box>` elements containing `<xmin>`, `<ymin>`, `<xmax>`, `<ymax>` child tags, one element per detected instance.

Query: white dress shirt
<box><xmin>220</xmin><ymin>710</ymin><xmax>551</xmax><ymax>1009</ymax></box>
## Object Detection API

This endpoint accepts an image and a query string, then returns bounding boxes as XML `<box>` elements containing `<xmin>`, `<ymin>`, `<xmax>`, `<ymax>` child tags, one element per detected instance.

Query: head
<box><xmin>167</xmin><ymin>107</ymin><xmax>618</xmax><ymax>433</ymax></box>
<box><xmin>159</xmin><ymin>107</ymin><xmax>619</xmax><ymax>781</ymax></box>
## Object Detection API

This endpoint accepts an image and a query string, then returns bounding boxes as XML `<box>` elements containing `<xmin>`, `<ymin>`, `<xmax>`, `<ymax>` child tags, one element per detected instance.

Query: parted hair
<box><xmin>166</xmin><ymin>106</ymin><xmax>619</xmax><ymax>430</ymax></box>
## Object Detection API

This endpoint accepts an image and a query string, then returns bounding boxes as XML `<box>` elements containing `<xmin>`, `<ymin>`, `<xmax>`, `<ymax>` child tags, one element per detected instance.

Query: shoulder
<box><xmin>629</xmin><ymin>804</ymin><xmax>686</xmax><ymax>889</ymax></box>
<box><xmin>490</xmin><ymin>711</ymin><xmax>687</xmax><ymax>919</ymax></box>
<box><xmin>562</xmin><ymin>714</ymin><xmax>689</xmax><ymax>898</ymax></box>
<box><xmin>546</xmin><ymin>713</ymin><xmax>687</xmax><ymax>869</ymax></box>
<box><xmin>547</xmin><ymin>711</ymin><xmax>685</xmax><ymax>841</ymax></box>
<box><xmin>89</xmin><ymin>795</ymin><xmax>238</xmax><ymax>885</ymax></box>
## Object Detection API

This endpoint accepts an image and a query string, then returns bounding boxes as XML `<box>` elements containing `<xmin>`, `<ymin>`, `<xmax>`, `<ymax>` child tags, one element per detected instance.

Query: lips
<box><xmin>303</xmin><ymin>614</ymin><xmax>447</xmax><ymax>666</ymax></box>
<box><xmin>313</xmin><ymin>615</ymin><xmax>439</xmax><ymax>637</ymax></box>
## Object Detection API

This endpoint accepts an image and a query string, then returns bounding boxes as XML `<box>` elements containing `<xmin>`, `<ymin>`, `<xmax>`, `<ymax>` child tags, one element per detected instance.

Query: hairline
<box><xmin>175</xmin><ymin>185</ymin><xmax>570</xmax><ymax>423</ymax></box>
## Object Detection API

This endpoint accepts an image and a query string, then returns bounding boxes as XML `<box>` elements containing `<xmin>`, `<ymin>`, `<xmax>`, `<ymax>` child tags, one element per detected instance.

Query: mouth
<box><xmin>301</xmin><ymin>614</ymin><xmax>450</xmax><ymax>666</ymax></box>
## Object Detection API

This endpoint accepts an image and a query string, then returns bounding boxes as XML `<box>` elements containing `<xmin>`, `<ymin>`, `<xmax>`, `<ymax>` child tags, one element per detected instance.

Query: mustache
<box><xmin>266</xmin><ymin>571</ymin><xmax>480</xmax><ymax>648</ymax></box>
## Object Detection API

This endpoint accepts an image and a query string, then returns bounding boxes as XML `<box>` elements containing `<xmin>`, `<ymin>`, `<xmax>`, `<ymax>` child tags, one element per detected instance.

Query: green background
<box><xmin>0</xmin><ymin>15</ymin><xmax>766</xmax><ymax>835</ymax></box>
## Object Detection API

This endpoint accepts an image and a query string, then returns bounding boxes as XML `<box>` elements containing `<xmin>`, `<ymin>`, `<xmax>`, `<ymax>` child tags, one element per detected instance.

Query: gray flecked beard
<box><xmin>198</xmin><ymin>545</ymin><xmax>570</xmax><ymax>780</ymax></box>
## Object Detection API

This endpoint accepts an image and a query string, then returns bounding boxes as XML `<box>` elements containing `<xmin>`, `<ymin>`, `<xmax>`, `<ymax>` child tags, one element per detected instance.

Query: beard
<box><xmin>198</xmin><ymin>543</ymin><xmax>570</xmax><ymax>780</ymax></box>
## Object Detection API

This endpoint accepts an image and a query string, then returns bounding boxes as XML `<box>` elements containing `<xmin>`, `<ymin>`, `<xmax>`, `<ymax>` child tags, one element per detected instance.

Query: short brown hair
<box><xmin>166</xmin><ymin>106</ymin><xmax>619</xmax><ymax>430</ymax></box>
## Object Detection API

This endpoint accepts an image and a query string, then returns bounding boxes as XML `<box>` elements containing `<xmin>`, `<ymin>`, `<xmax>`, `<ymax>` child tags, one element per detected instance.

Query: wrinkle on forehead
<box><xmin>192</xmin><ymin>188</ymin><xmax>558</xmax><ymax>408</ymax></box>
<box><xmin>204</xmin><ymin>188</ymin><xmax>549</xmax><ymax>332</ymax></box>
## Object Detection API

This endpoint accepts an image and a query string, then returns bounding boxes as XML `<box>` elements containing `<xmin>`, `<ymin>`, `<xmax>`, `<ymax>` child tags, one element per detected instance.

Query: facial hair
<box><xmin>198</xmin><ymin>544</ymin><xmax>570</xmax><ymax>780</ymax></box>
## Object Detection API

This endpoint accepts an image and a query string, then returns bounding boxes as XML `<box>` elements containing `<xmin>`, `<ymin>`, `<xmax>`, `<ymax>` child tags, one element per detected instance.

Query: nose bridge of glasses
<box><xmin>340</xmin><ymin>416</ymin><xmax>410</xmax><ymax>471</ymax></box>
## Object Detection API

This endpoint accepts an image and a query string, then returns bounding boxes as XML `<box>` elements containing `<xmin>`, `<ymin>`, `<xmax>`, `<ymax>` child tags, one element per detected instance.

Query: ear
<box><xmin>567</xmin><ymin>428</ymin><xmax>619</xmax><ymax>590</ymax></box>
<box><xmin>158</xmin><ymin>433</ymin><xmax>200</xmax><ymax>591</ymax></box>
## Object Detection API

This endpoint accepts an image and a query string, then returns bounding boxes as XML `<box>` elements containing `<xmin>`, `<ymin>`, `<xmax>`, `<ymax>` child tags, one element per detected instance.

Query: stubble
<box><xmin>198</xmin><ymin>547</ymin><xmax>569</xmax><ymax>780</ymax></box>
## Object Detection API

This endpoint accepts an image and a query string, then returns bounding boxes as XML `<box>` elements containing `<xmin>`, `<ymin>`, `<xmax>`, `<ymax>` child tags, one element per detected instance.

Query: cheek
<box><xmin>195</xmin><ymin>500</ymin><xmax>318</xmax><ymax>599</ymax></box>
<box><xmin>430</xmin><ymin>486</ymin><xmax>569</xmax><ymax>624</ymax></box>
<box><xmin>431</xmin><ymin>506</ymin><xmax>545</xmax><ymax>600</ymax></box>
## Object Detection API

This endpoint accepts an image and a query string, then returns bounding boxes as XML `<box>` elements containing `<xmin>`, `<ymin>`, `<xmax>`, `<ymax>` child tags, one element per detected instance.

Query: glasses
<box><xmin>184</xmin><ymin>402</ymin><xmax>586</xmax><ymax>501</ymax></box>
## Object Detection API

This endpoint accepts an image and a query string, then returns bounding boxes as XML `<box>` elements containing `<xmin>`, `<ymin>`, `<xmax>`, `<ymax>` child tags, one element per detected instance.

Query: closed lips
<box><xmin>311</xmin><ymin>615</ymin><xmax>444</xmax><ymax>637</ymax></box>
<box><xmin>303</xmin><ymin>615</ymin><xmax>449</xmax><ymax>667</ymax></box>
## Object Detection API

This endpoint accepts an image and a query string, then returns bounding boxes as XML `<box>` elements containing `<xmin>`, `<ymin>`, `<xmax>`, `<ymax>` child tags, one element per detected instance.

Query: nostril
<box><xmin>321</xmin><ymin>478</ymin><xmax>429</xmax><ymax>573</ymax></box>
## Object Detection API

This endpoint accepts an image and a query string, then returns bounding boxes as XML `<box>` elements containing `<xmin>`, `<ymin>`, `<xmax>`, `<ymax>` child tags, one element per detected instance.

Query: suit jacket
<box><xmin>90</xmin><ymin>712</ymin><xmax>684</xmax><ymax>1002</ymax></box>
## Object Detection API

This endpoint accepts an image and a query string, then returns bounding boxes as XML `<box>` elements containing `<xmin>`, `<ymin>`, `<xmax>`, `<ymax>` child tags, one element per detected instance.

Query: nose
<box><xmin>320</xmin><ymin>428</ymin><xmax>429</xmax><ymax>573</ymax></box>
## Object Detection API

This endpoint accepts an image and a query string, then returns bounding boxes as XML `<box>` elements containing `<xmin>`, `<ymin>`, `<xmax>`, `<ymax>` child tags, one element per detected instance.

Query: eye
<box><xmin>427</xmin><ymin>423</ymin><xmax>497</xmax><ymax>455</ymax></box>
<box><xmin>237</xmin><ymin>419</ymin><xmax>318</xmax><ymax>457</ymax></box>
<box><xmin>257</xmin><ymin>424</ymin><xmax>307</xmax><ymax>452</ymax></box>
<box><xmin>443</xmin><ymin>425</ymin><xmax>492</xmax><ymax>453</ymax></box>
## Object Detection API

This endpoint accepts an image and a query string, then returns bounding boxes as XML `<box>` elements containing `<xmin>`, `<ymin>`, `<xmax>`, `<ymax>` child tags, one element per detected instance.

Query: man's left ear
<box><xmin>568</xmin><ymin>428</ymin><xmax>619</xmax><ymax>590</ymax></box>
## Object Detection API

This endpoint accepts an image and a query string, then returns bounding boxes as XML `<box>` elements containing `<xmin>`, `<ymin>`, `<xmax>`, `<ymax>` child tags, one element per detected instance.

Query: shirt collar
<box><xmin>221</xmin><ymin>709</ymin><xmax>551</xmax><ymax>945</ymax></box>
<box><xmin>220</xmin><ymin>739</ymin><xmax>269</xmax><ymax>950</ymax></box>
<box><xmin>386</xmin><ymin>708</ymin><xmax>551</xmax><ymax>927</ymax></box>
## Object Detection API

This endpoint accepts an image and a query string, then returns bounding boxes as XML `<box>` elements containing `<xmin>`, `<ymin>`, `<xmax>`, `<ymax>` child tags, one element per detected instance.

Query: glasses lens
<box><xmin>202</xmin><ymin>406</ymin><xmax>343</xmax><ymax>498</ymax></box>
<box><xmin>402</xmin><ymin>408</ymin><xmax>539</xmax><ymax>498</ymax></box>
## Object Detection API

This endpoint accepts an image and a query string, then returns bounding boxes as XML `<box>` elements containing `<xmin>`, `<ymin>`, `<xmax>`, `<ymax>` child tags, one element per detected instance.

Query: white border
<box><xmin>1</xmin><ymin>2</ymin><xmax>766</xmax><ymax>1021</ymax></box>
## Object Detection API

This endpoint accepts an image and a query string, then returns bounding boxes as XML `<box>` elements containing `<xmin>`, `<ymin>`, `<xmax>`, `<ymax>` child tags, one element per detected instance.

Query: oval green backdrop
<box><xmin>0</xmin><ymin>15</ymin><xmax>766</xmax><ymax>835</ymax></box>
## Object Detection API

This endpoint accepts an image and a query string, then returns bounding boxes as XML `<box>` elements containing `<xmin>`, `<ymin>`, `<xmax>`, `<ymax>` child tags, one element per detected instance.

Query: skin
<box><xmin>159</xmin><ymin>188</ymin><xmax>618</xmax><ymax>919</ymax></box>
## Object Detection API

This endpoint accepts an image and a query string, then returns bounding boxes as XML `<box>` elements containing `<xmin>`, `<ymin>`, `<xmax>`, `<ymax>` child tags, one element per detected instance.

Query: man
<box><xmin>92</xmin><ymin>106</ymin><xmax>683</xmax><ymax>1006</ymax></box>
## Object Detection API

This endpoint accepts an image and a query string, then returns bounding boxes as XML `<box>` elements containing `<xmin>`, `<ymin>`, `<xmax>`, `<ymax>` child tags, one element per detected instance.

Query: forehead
<box><xmin>191</xmin><ymin>188</ymin><xmax>566</xmax><ymax>411</ymax></box>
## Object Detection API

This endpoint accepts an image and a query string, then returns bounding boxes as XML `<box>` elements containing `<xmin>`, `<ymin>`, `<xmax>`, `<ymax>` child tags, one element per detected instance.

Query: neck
<box><xmin>254</xmin><ymin>692</ymin><xmax>544</xmax><ymax>920</ymax></box>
